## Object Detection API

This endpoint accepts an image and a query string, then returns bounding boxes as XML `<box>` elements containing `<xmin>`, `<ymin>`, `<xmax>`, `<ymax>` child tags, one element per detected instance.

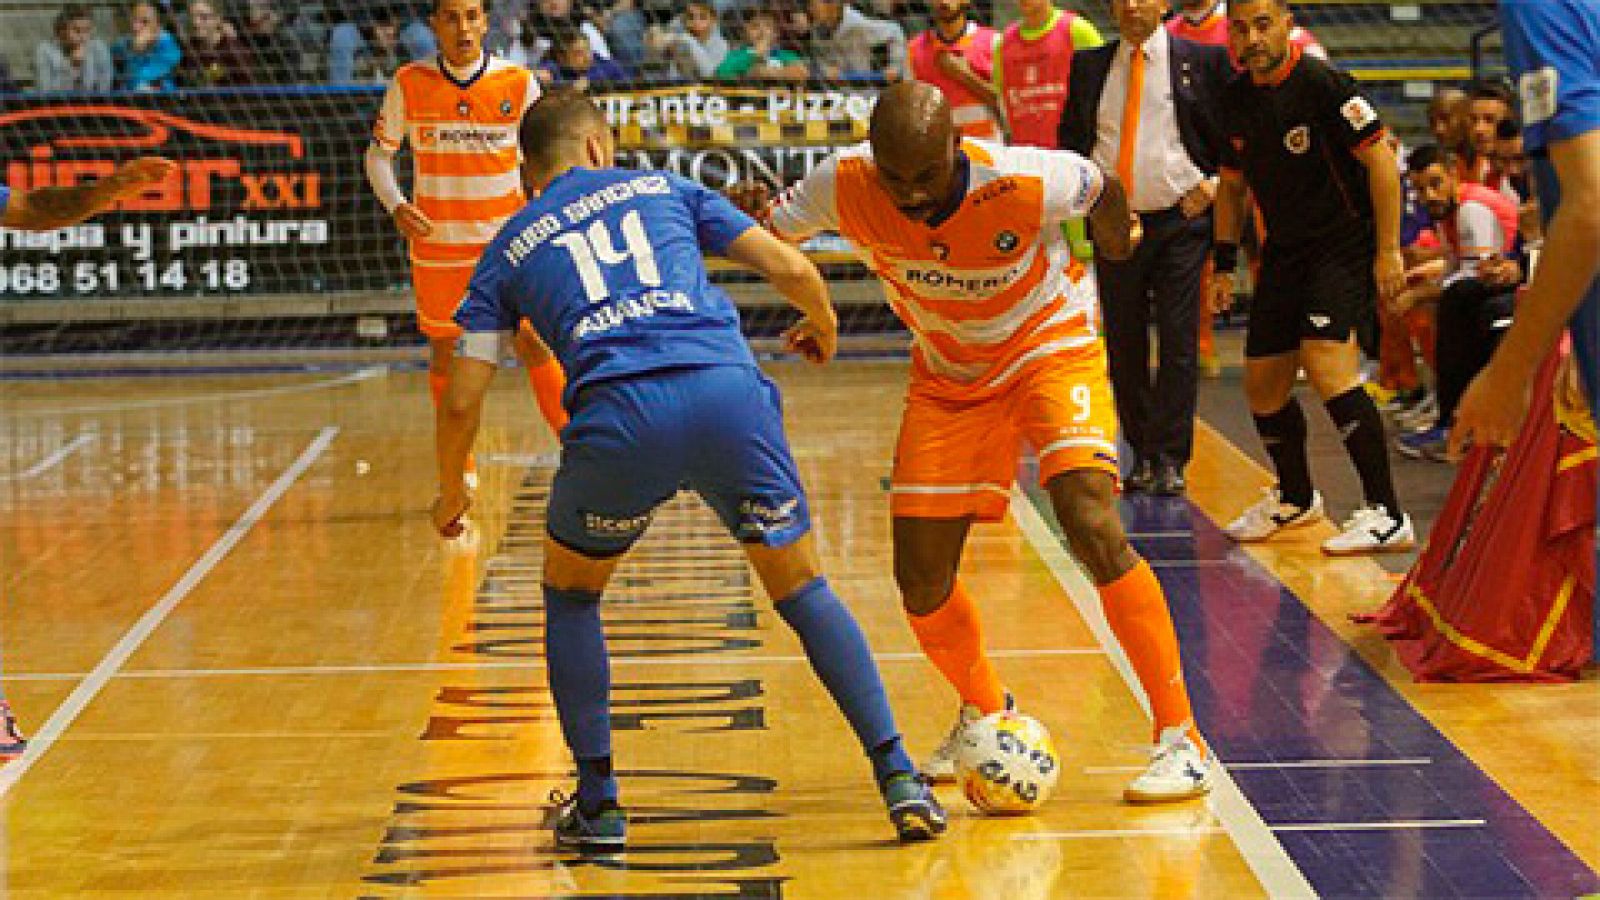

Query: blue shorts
<box><xmin>547</xmin><ymin>365</ymin><xmax>812</xmax><ymax>557</ymax></box>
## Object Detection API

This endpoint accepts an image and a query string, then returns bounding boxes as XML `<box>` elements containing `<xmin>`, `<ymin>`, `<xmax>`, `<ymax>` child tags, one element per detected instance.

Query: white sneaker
<box><xmin>922</xmin><ymin>693</ymin><xmax>1013</xmax><ymax>783</ymax></box>
<box><xmin>1321</xmin><ymin>505</ymin><xmax>1415</xmax><ymax>556</ymax></box>
<box><xmin>1224</xmin><ymin>489</ymin><xmax>1325</xmax><ymax>542</ymax></box>
<box><xmin>1124</xmin><ymin>726</ymin><xmax>1214</xmax><ymax>804</ymax></box>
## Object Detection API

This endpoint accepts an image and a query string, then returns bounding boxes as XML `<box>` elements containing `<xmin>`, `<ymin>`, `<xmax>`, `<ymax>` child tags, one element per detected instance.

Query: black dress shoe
<box><xmin>1152</xmin><ymin>465</ymin><xmax>1187</xmax><ymax>496</ymax></box>
<box><xmin>1125</xmin><ymin>459</ymin><xmax>1156</xmax><ymax>493</ymax></box>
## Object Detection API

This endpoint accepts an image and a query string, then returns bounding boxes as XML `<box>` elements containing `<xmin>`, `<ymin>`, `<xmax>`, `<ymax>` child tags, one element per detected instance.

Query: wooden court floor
<box><xmin>0</xmin><ymin>360</ymin><xmax>1595</xmax><ymax>898</ymax></box>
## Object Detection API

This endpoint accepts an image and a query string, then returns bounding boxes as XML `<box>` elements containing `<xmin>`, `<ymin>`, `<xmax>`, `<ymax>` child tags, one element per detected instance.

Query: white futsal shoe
<box><xmin>1224</xmin><ymin>488</ymin><xmax>1325</xmax><ymax>542</ymax></box>
<box><xmin>922</xmin><ymin>693</ymin><xmax>1014</xmax><ymax>783</ymax></box>
<box><xmin>1124</xmin><ymin>726</ymin><xmax>1214</xmax><ymax>804</ymax></box>
<box><xmin>1321</xmin><ymin>505</ymin><xmax>1415</xmax><ymax>556</ymax></box>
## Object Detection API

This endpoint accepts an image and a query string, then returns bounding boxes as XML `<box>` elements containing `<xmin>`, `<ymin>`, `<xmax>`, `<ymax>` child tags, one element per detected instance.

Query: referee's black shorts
<box><xmin>1245</xmin><ymin>228</ymin><xmax>1377</xmax><ymax>359</ymax></box>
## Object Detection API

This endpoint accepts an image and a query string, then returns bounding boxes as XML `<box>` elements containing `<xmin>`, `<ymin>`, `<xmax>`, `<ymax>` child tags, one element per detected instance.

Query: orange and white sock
<box><xmin>908</xmin><ymin>580</ymin><xmax>1008</xmax><ymax>714</ymax></box>
<box><xmin>1098</xmin><ymin>559</ymin><xmax>1205</xmax><ymax>752</ymax></box>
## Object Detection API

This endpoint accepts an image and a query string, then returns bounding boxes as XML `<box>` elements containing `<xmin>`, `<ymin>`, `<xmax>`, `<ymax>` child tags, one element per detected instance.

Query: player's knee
<box><xmin>894</xmin><ymin>556</ymin><xmax>956</xmax><ymax>616</ymax></box>
<box><xmin>1047</xmin><ymin>473</ymin><xmax>1132</xmax><ymax>582</ymax></box>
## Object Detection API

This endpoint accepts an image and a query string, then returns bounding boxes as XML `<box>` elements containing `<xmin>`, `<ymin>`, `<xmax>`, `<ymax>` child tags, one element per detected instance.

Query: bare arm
<box><xmin>1354</xmin><ymin>137</ymin><xmax>1406</xmax><ymax>302</ymax></box>
<box><xmin>432</xmin><ymin>354</ymin><xmax>497</xmax><ymax>535</ymax></box>
<box><xmin>1087</xmin><ymin>167</ymin><xmax>1139</xmax><ymax>261</ymax></box>
<box><xmin>2</xmin><ymin>157</ymin><xmax>175</xmax><ymax>231</ymax></box>
<box><xmin>724</xmin><ymin>225</ymin><xmax>838</xmax><ymax>363</ymax></box>
<box><xmin>1452</xmin><ymin>129</ymin><xmax>1600</xmax><ymax>451</ymax></box>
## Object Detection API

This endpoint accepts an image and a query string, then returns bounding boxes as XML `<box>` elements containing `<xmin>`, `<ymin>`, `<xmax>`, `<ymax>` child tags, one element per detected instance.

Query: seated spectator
<box><xmin>36</xmin><ymin>5</ymin><xmax>114</xmax><ymax>92</ymax></box>
<box><xmin>540</xmin><ymin>23</ymin><xmax>629</xmax><ymax>87</ymax></box>
<box><xmin>1492</xmin><ymin>118</ymin><xmax>1543</xmax><ymax>250</ymax></box>
<box><xmin>241</xmin><ymin>0</ymin><xmax>302</xmax><ymax>84</ymax></box>
<box><xmin>805</xmin><ymin>0</ymin><xmax>905</xmax><ymax>82</ymax></box>
<box><xmin>648</xmin><ymin>0</ymin><xmax>728</xmax><ymax>79</ymax></box>
<box><xmin>114</xmin><ymin>1</ymin><xmax>183</xmax><ymax>91</ymax></box>
<box><xmin>180</xmin><ymin>0</ymin><xmax>256</xmax><ymax>86</ymax></box>
<box><xmin>716</xmin><ymin>7</ymin><xmax>807</xmax><ymax>81</ymax></box>
<box><xmin>328</xmin><ymin>2</ymin><xmax>434</xmax><ymax>83</ymax></box>
<box><xmin>1394</xmin><ymin>144</ymin><xmax>1523</xmax><ymax>461</ymax></box>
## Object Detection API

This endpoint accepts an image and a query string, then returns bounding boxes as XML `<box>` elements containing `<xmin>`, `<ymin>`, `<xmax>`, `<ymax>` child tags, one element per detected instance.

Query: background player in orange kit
<box><xmin>737</xmin><ymin>82</ymin><xmax>1214</xmax><ymax>804</ymax></box>
<box><xmin>365</xmin><ymin>0</ymin><xmax>568</xmax><ymax>477</ymax></box>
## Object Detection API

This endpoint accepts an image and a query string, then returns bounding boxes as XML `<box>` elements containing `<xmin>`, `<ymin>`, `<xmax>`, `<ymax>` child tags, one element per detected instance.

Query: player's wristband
<box><xmin>1212</xmin><ymin>242</ymin><xmax>1239</xmax><ymax>275</ymax></box>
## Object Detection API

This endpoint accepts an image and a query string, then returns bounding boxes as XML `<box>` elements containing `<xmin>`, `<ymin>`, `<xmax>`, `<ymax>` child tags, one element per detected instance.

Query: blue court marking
<box><xmin>1025</xmin><ymin>486</ymin><xmax>1600</xmax><ymax>898</ymax></box>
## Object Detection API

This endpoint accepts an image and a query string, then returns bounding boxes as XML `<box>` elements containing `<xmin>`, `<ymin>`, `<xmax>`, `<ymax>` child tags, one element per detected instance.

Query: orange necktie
<box><xmin>1115</xmin><ymin>45</ymin><xmax>1145</xmax><ymax>201</ymax></box>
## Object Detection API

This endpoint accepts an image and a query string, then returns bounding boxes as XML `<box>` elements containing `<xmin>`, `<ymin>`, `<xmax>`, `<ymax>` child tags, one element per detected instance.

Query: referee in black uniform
<box><xmin>1208</xmin><ymin>0</ymin><xmax>1412</xmax><ymax>556</ymax></box>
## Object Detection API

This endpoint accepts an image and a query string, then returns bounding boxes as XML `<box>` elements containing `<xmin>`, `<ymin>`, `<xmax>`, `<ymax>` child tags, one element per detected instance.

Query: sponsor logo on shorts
<box><xmin>1284</xmin><ymin>125</ymin><xmax>1312</xmax><ymax>154</ymax></box>
<box><xmin>738</xmin><ymin>497</ymin><xmax>799</xmax><ymax>537</ymax></box>
<box><xmin>583</xmin><ymin>510</ymin><xmax>653</xmax><ymax>539</ymax></box>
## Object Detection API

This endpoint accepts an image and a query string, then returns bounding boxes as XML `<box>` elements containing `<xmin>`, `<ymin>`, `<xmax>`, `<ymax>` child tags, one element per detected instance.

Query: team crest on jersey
<box><xmin>994</xmin><ymin>231</ymin><xmax>1019</xmax><ymax>253</ymax></box>
<box><xmin>501</xmin><ymin>98</ymin><xmax>514</xmax><ymax>117</ymax></box>
<box><xmin>1283</xmin><ymin>125</ymin><xmax>1311</xmax><ymax>154</ymax></box>
<box><xmin>457</xmin><ymin>99</ymin><xmax>471</xmax><ymax>116</ymax></box>
<box><xmin>930</xmin><ymin>240</ymin><xmax>950</xmax><ymax>261</ymax></box>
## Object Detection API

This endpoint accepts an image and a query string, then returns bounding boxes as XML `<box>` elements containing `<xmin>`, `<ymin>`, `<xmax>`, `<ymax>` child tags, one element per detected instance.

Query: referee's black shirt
<box><xmin>1219</xmin><ymin>47</ymin><xmax>1388</xmax><ymax>249</ymax></box>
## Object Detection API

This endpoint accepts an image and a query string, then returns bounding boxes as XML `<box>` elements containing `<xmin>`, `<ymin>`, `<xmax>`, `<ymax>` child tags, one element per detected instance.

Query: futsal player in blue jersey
<box><xmin>1454</xmin><ymin>0</ymin><xmax>1600</xmax><ymax>447</ymax></box>
<box><xmin>0</xmin><ymin>156</ymin><xmax>176</xmax><ymax>763</ymax></box>
<box><xmin>431</xmin><ymin>89</ymin><xmax>947</xmax><ymax>851</ymax></box>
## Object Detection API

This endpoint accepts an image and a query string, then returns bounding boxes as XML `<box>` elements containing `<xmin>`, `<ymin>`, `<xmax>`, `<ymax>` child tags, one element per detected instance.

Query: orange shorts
<box><xmin>890</xmin><ymin>345</ymin><xmax>1120</xmax><ymax>522</ymax></box>
<box><xmin>412</xmin><ymin>262</ymin><xmax>474</xmax><ymax>339</ymax></box>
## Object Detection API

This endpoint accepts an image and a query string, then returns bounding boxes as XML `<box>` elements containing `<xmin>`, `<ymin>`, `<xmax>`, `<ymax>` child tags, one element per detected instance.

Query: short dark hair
<box><xmin>1469</xmin><ymin>79</ymin><xmax>1514</xmax><ymax>109</ymax></box>
<box><xmin>433</xmin><ymin>0</ymin><xmax>487</xmax><ymax>15</ymax></box>
<box><xmin>520</xmin><ymin>87</ymin><xmax>608</xmax><ymax>170</ymax></box>
<box><xmin>1407</xmin><ymin>143</ymin><xmax>1455</xmax><ymax>175</ymax></box>
<box><xmin>1495</xmin><ymin>116</ymin><xmax>1522</xmax><ymax>140</ymax></box>
<box><xmin>547</xmin><ymin>22</ymin><xmax>588</xmax><ymax>53</ymax></box>
<box><xmin>56</xmin><ymin>3</ymin><xmax>92</xmax><ymax>28</ymax></box>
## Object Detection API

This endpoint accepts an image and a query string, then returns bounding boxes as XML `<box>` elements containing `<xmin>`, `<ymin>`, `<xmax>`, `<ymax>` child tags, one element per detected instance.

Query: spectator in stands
<box><xmin>241</xmin><ymin>0</ymin><xmax>302</xmax><ymax>84</ymax></box>
<box><xmin>36</xmin><ymin>5</ymin><xmax>114</xmax><ymax>92</ymax></box>
<box><xmin>349</xmin><ymin>5</ymin><xmax>408</xmax><ymax>81</ymax></box>
<box><xmin>541</xmin><ymin>22</ymin><xmax>629</xmax><ymax>86</ymax></box>
<box><xmin>1428</xmin><ymin>86</ymin><xmax>1470</xmax><ymax>153</ymax></box>
<box><xmin>716</xmin><ymin>6</ymin><xmax>808</xmax><ymax>80</ymax></box>
<box><xmin>1394</xmin><ymin>144</ymin><xmax>1522</xmax><ymax>460</ymax></box>
<box><xmin>329</xmin><ymin>2</ymin><xmax>435</xmax><ymax>83</ymax></box>
<box><xmin>993</xmin><ymin>0</ymin><xmax>1101</xmax><ymax>148</ymax></box>
<box><xmin>907</xmin><ymin>0</ymin><xmax>1003</xmax><ymax>140</ymax></box>
<box><xmin>1167</xmin><ymin>0</ymin><xmax>1326</xmax><ymax>62</ymax></box>
<box><xmin>1492</xmin><ymin>117</ymin><xmax>1543</xmax><ymax>248</ymax></box>
<box><xmin>649</xmin><ymin>0</ymin><xmax>728</xmax><ymax>79</ymax></box>
<box><xmin>180</xmin><ymin>0</ymin><xmax>255</xmax><ymax>86</ymax></box>
<box><xmin>1465</xmin><ymin>80</ymin><xmax>1514</xmax><ymax>183</ymax></box>
<box><xmin>114</xmin><ymin>1</ymin><xmax>182</xmax><ymax>91</ymax></box>
<box><xmin>806</xmin><ymin>0</ymin><xmax>906</xmax><ymax>82</ymax></box>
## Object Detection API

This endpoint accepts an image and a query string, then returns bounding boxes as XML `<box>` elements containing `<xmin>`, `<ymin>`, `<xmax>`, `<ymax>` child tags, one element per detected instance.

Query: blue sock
<box><xmin>777</xmin><ymin>577</ymin><xmax>914</xmax><ymax>784</ymax></box>
<box><xmin>544</xmin><ymin>585</ymin><xmax>617</xmax><ymax>812</ymax></box>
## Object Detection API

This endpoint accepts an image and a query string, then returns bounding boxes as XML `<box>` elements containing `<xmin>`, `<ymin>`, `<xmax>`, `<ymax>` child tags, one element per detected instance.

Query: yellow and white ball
<box><xmin>955</xmin><ymin>712</ymin><xmax>1060</xmax><ymax>815</ymax></box>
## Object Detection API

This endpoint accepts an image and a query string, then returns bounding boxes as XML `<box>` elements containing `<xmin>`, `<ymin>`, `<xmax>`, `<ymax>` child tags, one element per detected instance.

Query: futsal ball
<box><xmin>955</xmin><ymin>712</ymin><xmax>1060</xmax><ymax>815</ymax></box>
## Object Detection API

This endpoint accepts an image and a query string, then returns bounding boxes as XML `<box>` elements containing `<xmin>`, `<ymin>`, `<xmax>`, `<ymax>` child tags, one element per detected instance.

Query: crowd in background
<box><xmin>3</xmin><ymin>0</ymin><xmax>956</xmax><ymax>90</ymax></box>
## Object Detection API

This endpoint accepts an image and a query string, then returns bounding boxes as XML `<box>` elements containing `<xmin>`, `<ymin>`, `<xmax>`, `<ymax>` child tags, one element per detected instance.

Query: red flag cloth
<box><xmin>1354</xmin><ymin>349</ymin><xmax>1595</xmax><ymax>682</ymax></box>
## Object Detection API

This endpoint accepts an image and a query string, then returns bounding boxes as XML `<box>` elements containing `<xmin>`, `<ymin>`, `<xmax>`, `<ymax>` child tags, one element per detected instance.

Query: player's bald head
<box><xmin>867</xmin><ymin>82</ymin><xmax>962</xmax><ymax>221</ymax></box>
<box><xmin>520</xmin><ymin>88</ymin><xmax>613</xmax><ymax>181</ymax></box>
<box><xmin>870</xmin><ymin>82</ymin><xmax>955</xmax><ymax>163</ymax></box>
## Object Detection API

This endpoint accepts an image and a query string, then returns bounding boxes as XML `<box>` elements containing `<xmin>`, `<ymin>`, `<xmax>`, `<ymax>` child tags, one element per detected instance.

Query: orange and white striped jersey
<box><xmin>372</xmin><ymin>55</ymin><xmax>539</xmax><ymax>266</ymax></box>
<box><xmin>770</xmin><ymin>139</ymin><xmax>1106</xmax><ymax>400</ymax></box>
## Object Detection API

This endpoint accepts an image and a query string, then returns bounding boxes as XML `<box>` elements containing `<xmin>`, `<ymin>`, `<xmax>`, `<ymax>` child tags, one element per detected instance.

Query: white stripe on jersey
<box><xmin>416</xmin><ymin>170</ymin><xmax>525</xmax><ymax>202</ymax></box>
<box><xmin>425</xmin><ymin>221</ymin><xmax>505</xmax><ymax>245</ymax></box>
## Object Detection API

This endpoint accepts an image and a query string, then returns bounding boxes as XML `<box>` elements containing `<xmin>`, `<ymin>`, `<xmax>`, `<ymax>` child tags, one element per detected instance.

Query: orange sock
<box><xmin>1098</xmin><ymin>559</ymin><xmax>1202</xmax><ymax>748</ymax></box>
<box><xmin>526</xmin><ymin>358</ymin><xmax>569</xmax><ymax>432</ymax></box>
<box><xmin>907</xmin><ymin>581</ymin><xmax>1008</xmax><ymax>714</ymax></box>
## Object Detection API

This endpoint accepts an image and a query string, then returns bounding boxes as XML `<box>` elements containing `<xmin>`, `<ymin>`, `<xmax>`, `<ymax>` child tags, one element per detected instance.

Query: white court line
<box><xmin>1126</xmin><ymin>531</ymin><xmax>1196</xmax><ymax>539</ymax></box>
<box><xmin>6</xmin><ymin>366</ymin><xmax>384</xmax><ymax>419</ymax></box>
<box><xmin>1</xmin><ymin>647</ymin><xmax>1107</xmax><ymax>683</ymax></box>
<box><xmin>1015</xmin><ymin>819</ymin><xmax>1487</xmax><ymax>841</ymax></box>
<box><xmin>0</xmin><ymin>433</ymin><xmax>95</xmax><ymax>481</ymax></box>
<box><xmin>1009</xmin><ymin>488</ymin><xmax>1317</xmax><ymax>899</ymax></box>
<box><xmin>0</xmin><ymin>426</ymin><xmax>339</xmax><ymax>797</ymax></box>
<box><xmin>1084</xmin><ymin>758</ymin><xmax>1434</xmax><ymax>774</ymax></box>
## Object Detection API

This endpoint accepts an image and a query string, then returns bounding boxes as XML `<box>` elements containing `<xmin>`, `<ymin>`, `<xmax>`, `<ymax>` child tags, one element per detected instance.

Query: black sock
<box><xmin>1253</xmin><ymin>398</ymin><xmax>1314</xmax><ymax>508</ymax></box>
<box><xmin>1325</xmin><ymin>387</ymin><xmax>1402</xmax><ymax>518</ymax></box>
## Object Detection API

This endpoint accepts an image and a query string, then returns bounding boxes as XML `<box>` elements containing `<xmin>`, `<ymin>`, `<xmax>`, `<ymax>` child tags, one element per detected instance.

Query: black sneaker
<box><xmin>881</xmin><ymin>772</ymin><xmax>948</xmax><ymax>843</ymax></box>
<box><xmin>549</xmin><ymin>789</ymin><xmax>626</xmax><ymax>854</ymax></box>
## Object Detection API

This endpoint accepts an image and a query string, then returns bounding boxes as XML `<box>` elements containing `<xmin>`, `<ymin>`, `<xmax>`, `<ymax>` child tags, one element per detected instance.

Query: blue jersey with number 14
<box><xmin>457</xmin><ymin>167</ymin><xmax>759</xmax><ymax>398</ymax></box>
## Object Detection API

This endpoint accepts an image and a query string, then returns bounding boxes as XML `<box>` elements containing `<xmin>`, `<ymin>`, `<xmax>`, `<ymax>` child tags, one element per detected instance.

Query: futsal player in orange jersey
<box><xmin>740</xmin><ymin>82</ymin><xmax>1214</xmax><ymax>803</ymax></box>
<box><xmin>365</xmin><ymin>0</ymin><xmax>568</xmax><ymax>478</ymax></box>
